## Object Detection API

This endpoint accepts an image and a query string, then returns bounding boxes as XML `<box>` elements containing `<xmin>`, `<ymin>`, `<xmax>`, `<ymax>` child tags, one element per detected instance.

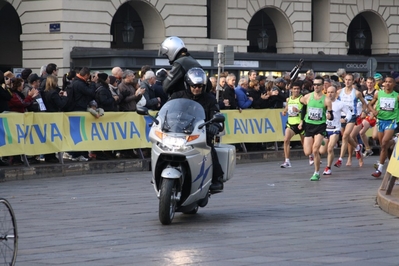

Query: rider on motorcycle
<box><xmin>159</xmin><ymin>36</ymin><xmax>202</xmax><ymax>96</ymax></box>
<box><xmin>170</xmin><ymin>68</ymin><xmax>224</xmax><ymax>192</ymax></box>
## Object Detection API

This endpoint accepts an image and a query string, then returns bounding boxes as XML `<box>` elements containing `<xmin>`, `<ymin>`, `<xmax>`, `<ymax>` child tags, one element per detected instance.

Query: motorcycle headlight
<box><xmin>155</xmin><ymin>130</ymin><xmax>199</xmax><ymax>152</ymax></box>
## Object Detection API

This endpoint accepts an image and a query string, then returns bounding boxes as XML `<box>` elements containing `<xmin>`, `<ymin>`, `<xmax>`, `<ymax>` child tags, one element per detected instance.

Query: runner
<box><xmin>280</xmin><ymin>82</ymin><xmax>304</xmax><ymax>168</ymax></box>
<box><xmin>367</xmin><ymin>75</ymin><xmax>399</xmax><ymax>178</ymax></box>
<box><xmin>333</xmin><ymin>73</ymin><xmax>368</xmax><ymax>168</ymax></box>
<box><xmin>300</xmin><ymin>76</ymin><xmax>333</xmax><ymax>181</ymax></box>
<box><xmin>361</xmin><ymin>77</ymin><xmax>378</xmax><ymax>157</ymax></box>
<box><xmin>319</xmin><ymin>85</ymin><xmax>352</xmax><ymax>175</ymax></box>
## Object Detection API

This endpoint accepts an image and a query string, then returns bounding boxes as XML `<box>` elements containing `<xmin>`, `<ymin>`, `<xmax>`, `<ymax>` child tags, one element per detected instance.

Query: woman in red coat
<box><xmin>8</xmin><ymin>78</ymin><xmax>39</xmax><ymax>113</ymax></box>
<box><xmin>7</xmin><ymin>77</ymin><xmax>39</xmax><ymax>165</ymax></box>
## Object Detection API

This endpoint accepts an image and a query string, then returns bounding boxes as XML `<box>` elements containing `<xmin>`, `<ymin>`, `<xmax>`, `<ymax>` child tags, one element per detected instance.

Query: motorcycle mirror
<box><xmin>136</xmin><ymin>106</ymin><xmax>149</xmax><ymax>115</ymax></box>
<box><xmin>212</xmin><ymin>114</ymin><xmax>225</xmax><ymax>123</ymax></box>
<box><xmin>136</xmin><ymin>106</ymin><xmax>159</xmax><ymax>125</ymax></box>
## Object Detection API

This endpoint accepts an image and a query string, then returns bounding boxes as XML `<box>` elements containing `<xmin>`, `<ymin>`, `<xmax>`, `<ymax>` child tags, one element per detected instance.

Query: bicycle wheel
<box><xmin>0</xmin><ymin>198</ymin><xmax>18</xmax><ymax>266</ymax></box>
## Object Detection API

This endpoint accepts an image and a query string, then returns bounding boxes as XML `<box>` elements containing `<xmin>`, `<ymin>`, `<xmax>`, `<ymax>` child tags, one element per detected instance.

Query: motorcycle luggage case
<box><xmin>215</xmin><ymin>144</ymin><xmax>236</xmax><ymax>182</ymax></box>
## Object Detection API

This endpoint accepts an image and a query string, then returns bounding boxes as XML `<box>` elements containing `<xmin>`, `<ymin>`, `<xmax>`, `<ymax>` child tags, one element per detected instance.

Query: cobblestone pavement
<box><xmin>1</xmin><ymin>156</ymin><xmax>399</xmax><ymax>266</ymax></box>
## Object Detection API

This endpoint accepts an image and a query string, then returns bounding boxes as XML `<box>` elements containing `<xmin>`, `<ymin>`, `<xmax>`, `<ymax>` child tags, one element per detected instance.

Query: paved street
<box><xmin>1</xmin><ymin>156</ymin><xmax>399</xmax><ymax>266</ymax></box>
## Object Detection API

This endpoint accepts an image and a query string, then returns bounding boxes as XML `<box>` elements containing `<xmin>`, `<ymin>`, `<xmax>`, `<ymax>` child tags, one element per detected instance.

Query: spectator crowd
<box><xmin>1</xmin><ymin>61</ymin><xmax>399</xmax><ymax>171</ymax></box>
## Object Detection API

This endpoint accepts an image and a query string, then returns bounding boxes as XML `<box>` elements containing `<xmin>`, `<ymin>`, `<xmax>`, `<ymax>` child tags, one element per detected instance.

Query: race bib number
<box><xmin>288</xmin><ymin>104</ymin><xmax>299</xmax><ymax>117</ymax></box>
<box><xmin>308</xmin><ymin>107</ymin><xmax>323</xmax><ymax>121</ymax></box>
<box><xmin>380</xmin><ymin>97</ymin><xmax>395</xmax><ymax>111</ymax></box>
<box><xmin>326</xmin><ymin>120</ymin><xmax>335</xmax><ymax>129</ymax></box>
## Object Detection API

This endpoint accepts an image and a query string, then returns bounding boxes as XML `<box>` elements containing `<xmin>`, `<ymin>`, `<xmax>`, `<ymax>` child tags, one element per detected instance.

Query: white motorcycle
<box><xmin>137</xmin><ymin>98</ymin><xmax>235</xmax><ymax>225</ymax></box>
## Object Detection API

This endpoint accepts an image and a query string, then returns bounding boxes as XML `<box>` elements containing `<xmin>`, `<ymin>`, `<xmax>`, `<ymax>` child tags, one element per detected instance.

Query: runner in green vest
<box><xmin>280</xmin><ymin>82</ymin><xmax>304</xmax><ymax>168</ymax></box>
<box><xmin>300</xmin><ymin>76</ymin><xmax>333</xmax><ymax>181</ymax></box>
<box><xmin>367</xmin><ymin>75</ymin><xmax>399</xmax><ymax>178</ymax></box>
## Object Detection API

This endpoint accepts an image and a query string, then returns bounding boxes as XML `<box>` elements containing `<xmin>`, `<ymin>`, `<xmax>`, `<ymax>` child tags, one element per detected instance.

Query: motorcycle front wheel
<box><xmin>159</xmin><ymin>179</ymin><xmax>178</xmax><ymax>225</ymax></box>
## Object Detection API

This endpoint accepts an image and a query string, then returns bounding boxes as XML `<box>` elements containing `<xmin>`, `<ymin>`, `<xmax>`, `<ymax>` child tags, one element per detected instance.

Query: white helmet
<box><xmin>159</xmin><ymin>36</ymin><xmax>186</xmax><ymax>62</ymax></box>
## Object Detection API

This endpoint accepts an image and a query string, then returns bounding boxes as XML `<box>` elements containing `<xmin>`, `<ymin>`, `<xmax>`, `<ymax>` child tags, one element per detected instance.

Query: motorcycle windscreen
<box><xmin>158</xmin><ymin>98</ymin><xmax>206</xmax><ymax>134</ymax></box>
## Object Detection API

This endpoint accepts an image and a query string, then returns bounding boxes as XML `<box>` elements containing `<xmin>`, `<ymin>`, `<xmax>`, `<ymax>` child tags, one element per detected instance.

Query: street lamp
<box><xmin>257</xmin><ymin>13</ymin><xmax>269</xmax><ymax>51</ymax></box>
<box><xmin>122</xmin><ymin>8</ymin><xmax>135</xmax><ymax>43</ymax></box>
<box><xmin>257</xmin><ymin>29</ymin><xmax>269</xmax><ymax>51</ymax></box>
<box><xmin>354</xmin><ymin>29</ymin><xmax>366</xmax><ymax>51</ymax></box>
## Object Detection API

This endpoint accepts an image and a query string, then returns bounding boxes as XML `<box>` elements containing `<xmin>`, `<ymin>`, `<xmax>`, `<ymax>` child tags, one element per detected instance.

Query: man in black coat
<box><xmin>222</xmin><ymin>73</ymin><xmax>238</xmax><ymax>110</ymax></box>
<box><xmin>70</xmin><ymin>67</ymin><xmax>95</xmax><ymax>111</ymax></box>
<box><xmin>170</xmin><ymin>68</ymin><xmax>224</xmax><ymax>192</ymax></box>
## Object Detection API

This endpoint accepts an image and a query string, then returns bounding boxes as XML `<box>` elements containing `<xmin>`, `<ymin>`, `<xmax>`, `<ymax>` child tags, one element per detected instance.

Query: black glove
<box><xmin>207</xmin><ymin>123</ymin><xmax>220</xmax><ymax>136</ymax></box>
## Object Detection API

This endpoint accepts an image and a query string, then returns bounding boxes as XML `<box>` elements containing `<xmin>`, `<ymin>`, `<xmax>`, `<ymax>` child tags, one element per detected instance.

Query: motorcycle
<box><xmin>137</xmin><ymin>98</ymin><xmax>236</xmax><ymax>225</ymax></box>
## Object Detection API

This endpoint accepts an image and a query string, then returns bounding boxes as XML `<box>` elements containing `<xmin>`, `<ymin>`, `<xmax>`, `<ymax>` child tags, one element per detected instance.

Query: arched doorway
<box><xmin>247</xmin><ymin>7</ymin><xmax>294</xmax><ymax>54</ymax></box>
<box><xmin>110</xmin><ymin>0</ymin><xmax>165</xmax><ymax>50</ymax></box>
<box><xmin>347</xmin><ymin>14</ymin><xmax>371</xmax><ymax>56</ymax></box>
<box><xmin>111</xmin><ymin>2</ymin><xmax>144</xmax><ymax>49</ymax></box>
<box><xmin>0</xmin><ymin>1</ymin><xmax>22</xmax><ymax>71</ymax></box>
<box><xmin>347</xmin><ymin>11</ymin><xmax>389</xmax><ymax>56</ymax></box>
<box><xmin>247</xmin><ymin>10</ymin><xmax>277</xmax><ymax>53</ymax></box>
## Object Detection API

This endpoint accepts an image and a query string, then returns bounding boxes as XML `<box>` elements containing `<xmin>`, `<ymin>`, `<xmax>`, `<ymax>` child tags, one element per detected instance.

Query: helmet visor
<box><xmin>158</xmin><ymin>45</ymin><xmax>168</xmax><ymax>57</ymax></box>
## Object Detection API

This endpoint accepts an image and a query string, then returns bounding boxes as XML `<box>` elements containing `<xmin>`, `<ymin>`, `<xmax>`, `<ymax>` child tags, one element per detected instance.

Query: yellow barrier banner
<box><xmin>0</xmin><ymin>112</ymin><xmax>152</xmax><ymax>156</ymax></box>
<box><xmin>222</xmin><ymin>109</ymin><xmax>294</xmax><ymax>143</ymax></box>
<box><xmin>0</xmin><ymin>113</ymin><xmax>26</xmax><ymax>156</ymax></box>
<box><xmin>1</xmin><ymin>109</ymin><xmax>377</xmax><ymax>157</ymax></box>
<box><xmin>63</xmin><ymin>112</ymin><xmax>149</xmax><ymax>151</ymax></box>
<box><xmin>387</xmin><ymin>140</ymin><xmax>399</xmax><ymax>176</ymax></box>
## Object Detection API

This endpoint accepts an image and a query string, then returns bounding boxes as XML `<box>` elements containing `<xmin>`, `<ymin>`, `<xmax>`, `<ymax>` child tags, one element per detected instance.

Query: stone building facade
<box><xmin>1</xmin><ymin>0</ymin><xmax>399</xmax><ymax>75</ymax></box>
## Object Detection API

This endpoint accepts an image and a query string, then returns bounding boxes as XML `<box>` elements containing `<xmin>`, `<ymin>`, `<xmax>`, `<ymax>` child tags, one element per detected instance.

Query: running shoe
<box><xmin>309</xmin><ymin>156</ymin><xmax>314</xmax><ymax>166</ymax></box>
<box><xmin>334</xmin><ymin>159</ymin><xmax>342</xmax><ymax>168</ymax></box>
<box><xmin>310</xmin><ymin>173</ymin><xmax>320</xmax><ymax>181</ymax></box>
<box><xmin>355</xmin><ymin>144</ymin><xmax>363</xmax><ymax>160</ymax></box>
<box><xmin>372</xmin><ymin>170</ymin><xmax>382</xmax><ymax>178</ymax></box>
<box><xmin>362</xmin><ymin>149</ymin><xmax>373</xmax><ymax>157</ymax></box>
<box><xmin>323</xmin><ymin>167</ymin><xmax>331</xmax><ymax>175</ymax></box>
<box><xmin>280</xmin><ymin>161</ymin><xmax>292</xmax><ymax>168</ymax></box>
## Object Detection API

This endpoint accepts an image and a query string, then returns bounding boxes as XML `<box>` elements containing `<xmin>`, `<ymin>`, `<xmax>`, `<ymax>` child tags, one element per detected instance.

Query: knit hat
<box><xmin>21</xmin><ymin>68</ymin><xmax>32</xmax><ymax>80</ymax></box>
<box><xmin>109</xmin><ymin>75</ymin><xmax>117</xmax><ymax>85</ymax></box>
<box><xmin>89</xmin><ymin>100</ymin><xmax>98</xmax><ymax>108</ymax></box>
<box><xmin>97</xmin><ymin>73</ymin><xmax>108</xmax><ymax>81</ymax></box>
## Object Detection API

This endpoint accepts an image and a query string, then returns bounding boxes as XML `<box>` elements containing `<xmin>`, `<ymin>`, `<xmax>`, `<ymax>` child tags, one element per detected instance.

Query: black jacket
<box><xmin>248</xmin><ymin>88</ymin><xmax>270</xmax><ymax>109</ymax></box>
<box><xmin>71</xmin><ymin>77</ymin><xmax>95</xmax><ymax>111</ymax></box>
<box><xmin>222</xmin><ymin>84</ymin><xmax>237</xmax><ymax>110</ymax></box>
<box><xmin>269</xmin><ymin>86</ymin><xmax>288</xmax><ymax>108</ymax></box>
<box><xmin>163</xmin><ymin>54</ymin><xmax>201</xmax><ymax>95</ymax></box>
<box><xmin>95</xmin><ymin>83</ymin><xmax>117</xmax><ymax>111</ymax></box>
<box><xmin>0</xmin><ymin>87</ymin><xmax>12</xmax><ymax>113</ymax></box>
<box><xmin>43</xmin><ymin>89</ymin><xmax>68</xmax><ymax>112</ymax></box>
<box><xmin>141</xmin><ymin>80</ymin><xmax>159</xmax><ymax>110</ymax></box>
<box><xmin>152</xmin><ymin>80</ymin><xmax>168</xmax><ymax>108</ymax></box>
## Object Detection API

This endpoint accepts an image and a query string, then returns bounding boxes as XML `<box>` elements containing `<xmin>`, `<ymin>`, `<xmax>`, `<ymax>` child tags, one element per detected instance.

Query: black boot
<box><xmin>210</xmin><ymin>177</ymin><xmax>224</xmax><ymax>192</ymax></box>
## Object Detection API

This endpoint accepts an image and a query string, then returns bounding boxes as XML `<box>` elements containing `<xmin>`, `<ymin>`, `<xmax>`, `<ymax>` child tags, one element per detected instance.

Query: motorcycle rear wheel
<box><xmin>159</xmin><ymin>179</ymin><xmax>177</xmax><ymax>225</ymax></box>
